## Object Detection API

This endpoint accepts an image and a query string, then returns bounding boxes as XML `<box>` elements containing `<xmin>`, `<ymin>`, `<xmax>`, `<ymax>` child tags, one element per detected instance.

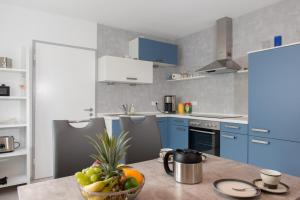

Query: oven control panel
<box><xmin>189</xmin><ymin>119</ymin><xmax>220</xmax><ymax>130</ymax></box>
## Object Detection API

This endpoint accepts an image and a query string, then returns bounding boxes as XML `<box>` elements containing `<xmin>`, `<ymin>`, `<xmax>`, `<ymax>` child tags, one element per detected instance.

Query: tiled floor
<box><xmin>0</xmin><ymin>186</ymin><xmax>18</xmax><ymax>200</ymax></box>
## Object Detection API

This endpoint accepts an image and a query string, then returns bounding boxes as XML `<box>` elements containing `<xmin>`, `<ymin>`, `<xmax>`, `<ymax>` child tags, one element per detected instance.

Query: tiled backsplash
<box><xmin>97</xmin><ymin>0</ymin><xmax>300</xmax><ymax>115</ymax></box>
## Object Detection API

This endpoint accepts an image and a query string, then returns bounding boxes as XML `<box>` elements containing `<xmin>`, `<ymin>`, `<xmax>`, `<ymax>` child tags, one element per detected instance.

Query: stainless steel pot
<box><xmin>163</xmin><ymin>149</ymin><xmax>203</xmax><ymax>184</ymax></box>
<box><xmin>0</xmin><ymin>136</ymin><xmax>20</xmax><ymax>153</ymax></box>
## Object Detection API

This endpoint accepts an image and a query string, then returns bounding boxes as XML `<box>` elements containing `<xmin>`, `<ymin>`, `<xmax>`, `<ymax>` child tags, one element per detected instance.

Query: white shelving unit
<box><xmin>0</xmin><ymin>50</ymin><xmax>32</xmax><ymax>188</ymax></box>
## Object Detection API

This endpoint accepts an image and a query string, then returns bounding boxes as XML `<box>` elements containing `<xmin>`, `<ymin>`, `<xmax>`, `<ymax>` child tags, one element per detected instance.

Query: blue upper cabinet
<box><xmin>249</xmin><ymin>44</ymin><xmax>300</xmax><ymax>142</ymax></box>
<box><xmin>129</xmin><ymin>37</ymin><xmax>178</xmax><ymax>66</ymax></box>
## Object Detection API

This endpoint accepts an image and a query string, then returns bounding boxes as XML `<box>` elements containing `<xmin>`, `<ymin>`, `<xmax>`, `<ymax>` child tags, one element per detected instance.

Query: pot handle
<box><xmin>14</xmin><ymin>142</ymin><xmax>20</xmax><ymax>149</ymax></box>
<box><xmin>163</xmin><ymin>151</ymin><xmax>174</xmax><ymax>176</ymax></box>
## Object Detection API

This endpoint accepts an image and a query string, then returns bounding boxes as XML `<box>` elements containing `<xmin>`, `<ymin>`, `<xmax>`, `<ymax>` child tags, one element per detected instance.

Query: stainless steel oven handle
<box><xmin>189</xmin><ymin>129</ymin><xmax>216</xmax><ymax>135</ymax></box>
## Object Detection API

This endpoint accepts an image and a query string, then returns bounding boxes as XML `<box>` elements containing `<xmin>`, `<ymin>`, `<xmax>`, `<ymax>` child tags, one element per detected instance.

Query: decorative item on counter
<box><xmin>274</xmin><ymin>35</ymin><xmax>282</xmax><ymax>47</ymax></box>
<box><xmin>177</xmin><ymin>102</ymin><xmax>184</xmax><ymax>114</ymax></box>
<box><xmin>0</xmin><ymin>57</ymin><xmax>12</xmax><ymax>68</ymax></box>
<box><xmin>0</xmin><ymin>84</ymin><xmax>10</xmax><ymax>96</ymax></box>
<box><xmin>171</xmin><ymin>73</ymin><xmax>181</xmax><ymax>80</ymax></box>
<box><xmin>184</xmin><ymin>102</ymin><xmax>192</xmax><ymax>114</ymax></box>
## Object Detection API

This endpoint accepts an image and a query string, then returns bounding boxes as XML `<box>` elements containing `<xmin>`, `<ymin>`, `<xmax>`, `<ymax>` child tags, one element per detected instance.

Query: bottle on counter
<box><xmin>184</xmin><ymin>102</ymin><xmax>192</xmax><ymax>114</ymax></box>
<box><xmin>177</xmin><ymin>102</ymin><xmax>184</xmax><ymax>114</ymax></box>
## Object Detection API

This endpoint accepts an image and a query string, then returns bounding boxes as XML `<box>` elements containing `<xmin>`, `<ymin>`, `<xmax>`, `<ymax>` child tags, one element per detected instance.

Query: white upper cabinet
<box><xmin>98</xmin><ymin>56</ymin><xmax>153</xmax><ymax>84</ymax></box>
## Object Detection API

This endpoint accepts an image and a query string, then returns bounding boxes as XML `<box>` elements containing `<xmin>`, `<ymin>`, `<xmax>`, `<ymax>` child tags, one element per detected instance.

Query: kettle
<box><xmin>163</xmin><ymin>149</ymin><xmax>203</xmax><ymax>184</ymax></box>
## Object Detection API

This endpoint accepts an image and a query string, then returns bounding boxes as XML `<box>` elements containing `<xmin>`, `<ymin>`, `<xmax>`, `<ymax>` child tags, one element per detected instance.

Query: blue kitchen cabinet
<box><xmin>249</xmin><ymin>44</ymin><xmax>300</xmax><ymax>142</ymax></box>
<box><xmin>157</xmin><ymin>118</ymin><xmax>169</xmax><ymax>148</ymax></box>
<box><xmin>220</xmin><ymin>132</ymin><xmax>248</xmax><ymax>163</ymax></box>
<box><xmin>129</xmin><ymin>37</ymin><xmax>178</xmax><ymax>66</ymax></box>
<box><xmin>111</xmin><ymin>120</ymin><xmax>121</xmax><ymax>138</ymax></box>
<box><xmin>220</xmin><ymin>122</ymin><xmax>248</xmax><ymax>163</ymax></box>
<box><xmin>168</xmin><ymin>118</ymin><xmax>188</xmax><ymax>149</ymax></box>
<box><xmin>248</xmin><ymin>136</ymin><xmax>300</xmax><ymax>176</ymax></box>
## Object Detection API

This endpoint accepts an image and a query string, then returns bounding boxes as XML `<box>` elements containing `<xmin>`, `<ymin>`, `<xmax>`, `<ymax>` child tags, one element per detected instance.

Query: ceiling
<box><xmin>1</xmin><ymin>0</ymin><xmax>284</xmax><ymax>39</ymax></box>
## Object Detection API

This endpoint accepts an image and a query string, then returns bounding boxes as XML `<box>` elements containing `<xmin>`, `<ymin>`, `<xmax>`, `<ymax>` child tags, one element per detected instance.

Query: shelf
<box><xmin>0</xmin><ymin>68</ymin><xmax>27</xmax><ymax>73</ymax></box>
<box><xmin>167</xmin><ymin>75</ymin><xmax>206</xmax><ymax>82</ymax></box>
<box><xmin>0</xmin><ymin>123</ymin><xmax>27</xmax><ymax>129</ymax></box>
<box><xmin>0</xmin><ymin>96</ymin><xmax>27</xmax><ymax>100</ymax></box>
<box><xmin>0</xmin><ymin>174</ymin><xmax>27</xmax><ymax>188</ymax></box>
<box><xmin>0</xmin><ymin>148</ymin><xmax>27</xmax><ymax>159</ymax></box>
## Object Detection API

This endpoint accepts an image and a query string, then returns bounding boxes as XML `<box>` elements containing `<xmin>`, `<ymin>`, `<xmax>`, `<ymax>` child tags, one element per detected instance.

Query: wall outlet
<box><xmin>191</xmin><ymin>101</ymin><xmax>198</xmax><ymax>106</ymax></box>
<box><xmin>151</xmin><ymin>101</ymin><xmax>158</xmax><ymax>106</ymax></box>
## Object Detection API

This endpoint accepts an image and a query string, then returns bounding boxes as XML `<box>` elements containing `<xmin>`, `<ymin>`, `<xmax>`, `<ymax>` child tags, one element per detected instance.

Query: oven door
<box><xmin>188</xmin><ymin>127</ymin><xmax>220</xmax><ymax>156</ymax></box>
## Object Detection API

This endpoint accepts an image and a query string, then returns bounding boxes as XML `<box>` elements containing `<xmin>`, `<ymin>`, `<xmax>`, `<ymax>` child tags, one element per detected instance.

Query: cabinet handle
<box><xmin>225</xmin><ymin>125</ymin><xmax>240</xmax><ymax>129</ymax></box>
<box><xmin>251</xmin><ymin>128</ymin><xmax>269</xmax><ymax>133</ymax></box>
<box><xmin>221</xmin><ymin>134</ymin><xmax>236</xmax><ymax>139</ymax></box>
<box><xmin>251</xmin><ymin>139</ymin><xmax>270</xmax><ymax>145</ymax></box>
<box><xmin>126</xmin><ymin>77</ymin><xmax>138</xmax><ymax>80</ymax></box>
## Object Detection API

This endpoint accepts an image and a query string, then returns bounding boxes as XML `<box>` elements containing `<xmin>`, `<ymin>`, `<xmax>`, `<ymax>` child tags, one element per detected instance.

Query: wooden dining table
<box><xmin>18</xmin><ymin>155</ymin><xmax>300</xmax><ymax>200</ymax></box>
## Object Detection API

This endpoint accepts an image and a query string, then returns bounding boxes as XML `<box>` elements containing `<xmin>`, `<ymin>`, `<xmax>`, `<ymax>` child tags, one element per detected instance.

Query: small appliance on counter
<box><xmin>0</xmin><ymin>84</ymin><xmax>10</xmax><ymax>96</ymax></box>
<box><xmin>164</xmin><ymin>95</ymin><xmax>176</xmax><ymax>113</ymax></box>
<box><xmin>0</xmin><ymin>57</ymin><xmax>12</xmax><ymax>68</ymax></box>
<box><xmin>0</xmin><ymin>136</ymin><xmax>20</xmax><ymax>153</ymax></box>
<box><xmin>163</xmin><ymin>149</ymin><xmax>203</xmax><ymax>184</ymax></box>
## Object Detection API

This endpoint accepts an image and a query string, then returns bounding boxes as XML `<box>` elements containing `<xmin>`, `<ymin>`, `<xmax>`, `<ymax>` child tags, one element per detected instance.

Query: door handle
<box><xmin>225</xmin><ymin>125</ymin><xmax>240</xmax><ymax>129</ymax></box>
<box><xmin>251</xmin><ymin>139</ymin><xmax>270</xmax><ymax>145</ymax></box>
<box><xmin>251</xmin><ymin>128</ymin><xmax>269</xmax><ymax>133</ymax></box>
<box><xmin>221</xmin><ymin>134</ymin><xmax>236</xmax><ymax>139</ymax></box>
<box><xmin>84</xmin><ymin>108</ymin><xmax>93</xmax><ymax>112</ymax></box>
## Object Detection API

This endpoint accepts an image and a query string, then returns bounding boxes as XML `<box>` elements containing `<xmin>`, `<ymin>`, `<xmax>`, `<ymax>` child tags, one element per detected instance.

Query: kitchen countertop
<box><xmin>98</xmin><ymin>112</ymin><xmax>248</xmax><ymax>124</ymax></box>
<box><xmin>18</xmin><ymin>155</ymin><xmax>300</xmax><ymax>200</ymax></box>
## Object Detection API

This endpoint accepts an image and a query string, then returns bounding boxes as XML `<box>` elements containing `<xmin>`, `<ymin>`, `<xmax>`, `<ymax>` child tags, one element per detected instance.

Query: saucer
<box><xmin>253</xmin><ymin>179</ymin><xmax>289</xmax><ymax>194</ymax></box>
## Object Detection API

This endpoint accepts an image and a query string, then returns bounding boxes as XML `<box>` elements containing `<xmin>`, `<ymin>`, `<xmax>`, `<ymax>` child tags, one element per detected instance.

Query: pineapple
<box><xmin>88</xmin><ymin>130</ymin><xmax>130</xmax><ymax>178</ymax></box>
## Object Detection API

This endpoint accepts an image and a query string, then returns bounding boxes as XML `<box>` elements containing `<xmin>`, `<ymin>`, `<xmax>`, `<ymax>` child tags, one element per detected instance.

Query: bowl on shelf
<box><xmin>78</xmin><ymin>175</ymin><xmax>145</xmax><ymax>200</ymax></box>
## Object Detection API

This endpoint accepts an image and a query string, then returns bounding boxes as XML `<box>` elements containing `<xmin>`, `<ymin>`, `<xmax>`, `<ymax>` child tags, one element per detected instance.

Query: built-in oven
<box><xmin>188</xmin><ymin>119</ymin><xmax>220</xmax><ymax>156</ymax></box>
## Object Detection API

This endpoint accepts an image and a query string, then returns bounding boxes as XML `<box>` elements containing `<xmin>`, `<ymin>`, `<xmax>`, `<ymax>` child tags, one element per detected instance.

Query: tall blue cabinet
<box><xmin>248</xmin><ymin>44</ymin><xmax>300</xmax><ymax>176</ymax></box>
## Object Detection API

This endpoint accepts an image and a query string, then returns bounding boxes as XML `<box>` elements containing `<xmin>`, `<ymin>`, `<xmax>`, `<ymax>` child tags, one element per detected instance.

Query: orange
<box><xmin>122</xmin><ymin>168</ymin><xmax>144</xmax><ymax>185</ymax></box>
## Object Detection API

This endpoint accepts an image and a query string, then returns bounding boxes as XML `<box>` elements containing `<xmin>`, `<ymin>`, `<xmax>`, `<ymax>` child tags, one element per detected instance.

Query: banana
<box><xmin>102</xmin><ymin>178</ymin><xmax>118</xmax><ymax>192</ymax></box>
<box><xmin>84</xmin><ymin>177</ymin><xmax>114</xmax><ymax>192</ymax></box>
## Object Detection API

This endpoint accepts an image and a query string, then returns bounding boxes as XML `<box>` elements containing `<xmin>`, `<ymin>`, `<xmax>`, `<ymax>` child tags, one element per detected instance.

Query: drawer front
<box><xmin>248</xmin><ymin>136</ymin><xmax>300</xmax><ymax>176</ymax></box>
<box><xmin>168</xmin><ymin>117</ymin><xmax>189</xmax><ymax>127</ymax></box>
<box><xmin>168</xmin><ymin>125</ymin><xmax>188</xmax><ymax>149</ymax></box>
<box><xmin>221</xmin><ymin>122</ymin><xmax>248</xmax><ymax>134</ymax></box>
<box><xmin>220</xmin><ymin>132</ymin><xmax>248</xmax><ymax>163</ymax></box>
<box><xmin>158</xmin><ymin>119</ymin><xmax>169</xmax><ymax>148</ymax></box>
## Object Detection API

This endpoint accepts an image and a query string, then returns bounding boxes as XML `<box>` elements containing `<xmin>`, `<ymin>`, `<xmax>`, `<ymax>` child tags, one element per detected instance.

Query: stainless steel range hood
<box><xmin>196</xmin><ymin>17</ymin><xmax>241</xmax><ymax>74</ymax></box>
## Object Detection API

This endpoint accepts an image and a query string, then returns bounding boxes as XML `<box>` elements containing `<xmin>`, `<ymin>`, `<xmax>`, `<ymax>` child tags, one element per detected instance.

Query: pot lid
<box><xmin>174</xmin><ymin>149</ymin><xmax>202</xmax><ymax>164</ymax></box>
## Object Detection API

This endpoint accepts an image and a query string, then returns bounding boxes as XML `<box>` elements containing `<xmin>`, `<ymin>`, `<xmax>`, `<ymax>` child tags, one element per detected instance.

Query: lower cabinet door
<box><xmin>158</xmin><ymin>119</ymin><xmax>168</xmax><ymax>148</ymax></box>
<box><xmin>168</xmin><ymin>125</ymin><xmax>188</xmax><ymax>149</ymax></box>
<box><xmin>249</xmin><ymin>136</ymin><xmax>300</xmax><ymax>176</ymax></box>
<box><xmin>220</xmin><ymin>132</ymin><xmax>248</xmax><ymax>163</ymax></box>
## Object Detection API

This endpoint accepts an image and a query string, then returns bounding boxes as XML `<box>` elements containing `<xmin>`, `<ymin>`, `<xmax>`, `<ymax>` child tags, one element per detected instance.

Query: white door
<box><xmin>34</xmin><ymin>42</ymin><xmax>95</xmax><ymax>179</ymax></box>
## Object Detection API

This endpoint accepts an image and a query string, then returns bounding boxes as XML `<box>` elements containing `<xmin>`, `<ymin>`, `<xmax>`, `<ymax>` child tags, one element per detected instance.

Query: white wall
<box><xmin>0</xmin><ymin>4</ymin><xmax>97</xmax><ymax>66</ymax></box>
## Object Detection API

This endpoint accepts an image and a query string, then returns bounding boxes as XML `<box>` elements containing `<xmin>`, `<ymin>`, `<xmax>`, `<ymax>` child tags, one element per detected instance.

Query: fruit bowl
<box><xmin>78</xmin><ymin>175</ymin><xmax>145</xmax><ymax>200</ymax></box>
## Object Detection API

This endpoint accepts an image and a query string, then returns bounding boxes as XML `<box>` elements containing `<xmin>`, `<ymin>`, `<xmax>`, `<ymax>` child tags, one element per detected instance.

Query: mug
<box><xmin>260</xmin><ymin>169</ymin><xmax>282</xmax><ymax>189</ymax></box>
<box><xmin>159</xmin><ymin>148</ymin><xmax>173</xmax><ymax>161</ymax></box>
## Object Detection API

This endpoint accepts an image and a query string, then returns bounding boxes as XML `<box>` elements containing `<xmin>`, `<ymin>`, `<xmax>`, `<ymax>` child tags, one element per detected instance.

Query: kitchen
<box><xmin>1</xmin><ymin>0</ymin><xmax>300</xmax><ymax>199</ymax></box>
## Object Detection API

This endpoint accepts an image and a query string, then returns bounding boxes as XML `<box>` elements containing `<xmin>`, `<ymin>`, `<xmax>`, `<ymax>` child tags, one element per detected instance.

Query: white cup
<box><xmin>159</xmin><ymin>148</ymin><xmax>173</xmax><ymax>160</ymax></box>
<box><xmin>260</xmin><ymin>169</ymin><xmax>282</xmax><ymax>188</ymax></box>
